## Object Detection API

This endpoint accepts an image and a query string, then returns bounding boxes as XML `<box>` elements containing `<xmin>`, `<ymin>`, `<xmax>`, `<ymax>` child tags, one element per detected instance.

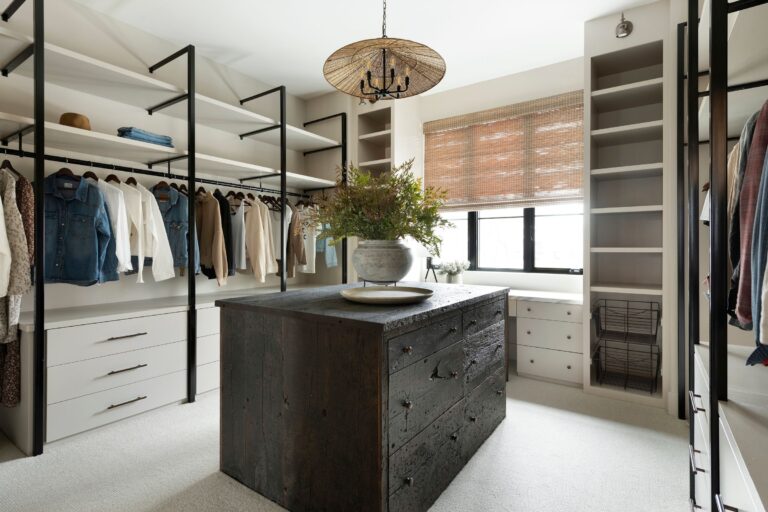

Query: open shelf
<box><xmin>0</xmin><ymin>26</ymin><xmax>339</xmax><ymax>153</ymax></box>
<box><xmin>591</xmin><ymin>205</ymin><xmax>663</xmax><ymax>214</ymax></box>
<box><xmin>591</xmin><ymin>77</ymin><xmax>664</xmax><ymax>111</ymax></box>
<box><xmin>591</xmin><ymin>162</ymin><xmax>664</xmax><ymax>180</ymax></box>
<box><xmin>590</xmin><ymin>283</ymin><xmax>663</xmax><ymax>296</ymax></box>
<box><xmin>359</xmin><ymin>157</ymin><xmax>392</xmax><ymax>173</ymax></box>
<box><xmin>591</xmin><ymin>120</ymin><xmax>663</xmax><ymax>146</ymax></box>
<box><xmin>590</xmin><ymin>247</ymin><xmax>663</xmax><ymax>253</ymax></box>
<box><xmin>358</xmin><ymin>129</ymin><xmax>391</xmax><ymax>145</ymax></box>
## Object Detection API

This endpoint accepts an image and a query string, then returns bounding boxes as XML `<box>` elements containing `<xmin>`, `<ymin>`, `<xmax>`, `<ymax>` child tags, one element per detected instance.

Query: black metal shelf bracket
<box><xmin>303</xmin><ymin>144</ymin><xmax>343</xmax><ymax>157</ymax></box>
<box><xmin>239</xmin><ymin>172</ymin><xmax>280</xmax><ymax>183</ymax></box>
<box><xmin>728</xmin><ymin>0</ymin><xmax>768</xmax><ymax>13</ymax></box>
<box><xmin>146</xmin><ymin>154</ymin><xmax>188</xmax><ymax>169</ymax></box>
<box><xmin>147</xmin><ymin>93</ymin><xmax>189</xmax><ymax>115</ymax></box>
<box><xmin>239</xmin><ymin>124</ymin><xmax>279</xmax><ymax>140</ymax></box>
<box><xmin>0</xmin><ymin>123</ymin><xmax>32</xmax><ymax>146</ymax></box>
<box><xmin>239</xmin><ymin>86</ymin><xmax>282</xmax><ymax>106</ymax></box>
<box><xmin>1</xmin><ymin>0</ymin><xmax>25</xmax><ymax>22</ymax></box>
<box><xmin>1</xmin><ymin>44</ymin><xmax>33</xmax><ymax>77</ymax></box>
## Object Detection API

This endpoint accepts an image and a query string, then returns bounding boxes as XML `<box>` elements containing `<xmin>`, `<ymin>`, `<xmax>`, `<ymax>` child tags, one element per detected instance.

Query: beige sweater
<box><xmin>196</xmin><ymin>192</ymin><xmax>228</xmax><ymax>286</ymax></box>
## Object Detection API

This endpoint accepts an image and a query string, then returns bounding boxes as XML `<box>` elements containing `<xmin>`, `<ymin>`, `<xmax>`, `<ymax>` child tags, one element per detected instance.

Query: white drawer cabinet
<box><xmin>517</xmin><ymin>301</ymin><xmax>582</xmax><ymax>322</ymax></box>
<box><xmin>47</xmin><ymin>311</ymin><xmax>186</xmax><ymax>367</ymax></box>
<box><xmin>47</xmin><ymin>341</ymin><xmax>187</xmax><ymax>404</ymax></box>
<box><xmin>197</xmin><ymin>361</ymin><xmax>220</xmax><ymax>395</ymax></box>
<box><xmin>517</xmin><ymin>346</ymin><xmax>582</xmax><ymax>385</ymax></box>
<box><xmin>517</xmin><ymin>317</ymin><xmax>582</xmax><ymax>353</ymax></box>
<box><xmin>197</xmin><ymin>307</ymin><xmax>220</xmax><ymax>337</ymax></box>
<box><xmin>196</xmin><ymin>306</ymin><xmax>221</xmax><ymax>394</ymax></box>
<box><xmin>197</xmin><ymin>334</ymin><xmax>220</xmax><ymax>366</ymax></box>
<box><xmin>47</xmin><ymin>370</ymin><xmax>186</xmax><ymax>442</ymax></box>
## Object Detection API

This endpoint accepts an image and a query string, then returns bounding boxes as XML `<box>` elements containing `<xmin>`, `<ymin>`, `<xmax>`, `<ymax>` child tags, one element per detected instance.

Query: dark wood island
<box><xmin>216</xmin><ymin>283</ymin><xmax>508</xmax><ymax>512</ymax></box>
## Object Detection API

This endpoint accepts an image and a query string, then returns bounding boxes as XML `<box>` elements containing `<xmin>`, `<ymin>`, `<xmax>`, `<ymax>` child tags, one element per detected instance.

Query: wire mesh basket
<box><xmin>592</xmin><ymin>299</ymin><xmax>661</xmax><ymax>394</ymax></box>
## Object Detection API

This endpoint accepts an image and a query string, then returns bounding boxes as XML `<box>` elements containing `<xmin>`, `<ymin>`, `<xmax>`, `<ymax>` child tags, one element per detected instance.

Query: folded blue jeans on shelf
<box><xmin>117</xmin><ymin>127</ymin><xmax>174</xmax><ymax>147</ymax></box>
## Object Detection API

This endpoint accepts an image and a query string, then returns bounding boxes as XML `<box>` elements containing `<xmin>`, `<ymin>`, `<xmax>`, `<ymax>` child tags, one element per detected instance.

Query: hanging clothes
<box><xmin>119</xmin><ymin>182</ymin><xmax>144</xmax><ymax>282</ymax></box>
<box><xmin>196</xmin><ymin>191</ymin><xmax>228</xmax><ymax>286</ymax></box>
<box><xmin>87</xmin><ymin>177</ymin><xmax>132</xmax><ymax>273</ymax></box>
<box><xmin>229</xmin><ymin>199</ymin><xmax>247</xmax><ymax>271</ymax></box>
<box><xmin>0</xmin><ymin>191</ymin><xmax>10</xmax><ymax>297</ymax></box>
<box><xmin>152</xmin><ymin>185</ymin><xmax>199</xmax><ymax>274</ymax></box>
<box><xmin>316</xmin><ymin>223</ymin><xmax>338</xmax><ymax>268</ymax></box>
<box><xmin>751</xmin><ymin>150</ymin><xmax>768</xmax><ymax>363</ymax></box>
<box><xmin>134</xmin><ymin>183</ymin><xmax>175</xmax><ymax>282</ymax></box>
<box><xmin>269</xmin><ymin>204</ymin><xmax>293</xmax><ymax>275</ymax></box>
<box><xmin>44</xmin><ymin>175</ymin><xmax>117</xmax><ymax>286</ymax></box>
<box><xmin>735</xmin><ymin>101</ymin><xmax>768</xmax><ymax>329</ymax></box>
<box><xmin>728</xmin><ymin>111</ymin><xmax>760</xmax><ymax>327</ymax></box>
<box><xmin>297</xmin><ymin>204</ymin><xmax>319</xmax><ymax>274</ymax></box>
<box><xmin>0</xmin><ymin>169</ymin><xmax>30</xmax><ymax>342</ymax></box>
<box><xmin>15</xmin><ymin>174</ymin><xmax>34</xmax><ymax>267</ymax></box>
<box><xmin>259</xmin><ymin>201</ymin><xmax>278</xmax><ymax>275</ymax></box>
<box><xmin>286</xmin><ymin>203</ymin><xmax>307</xmax><ymax>278</ymax></box>
<box><xmin>213</xmin><ymin>190</ymin><xmax>235</xmax><ymax>277</ymax></box>
<box><xmin>244</xmin><ymin>201</ymin><xmax>267</xmax><ymax>282</ymax></box>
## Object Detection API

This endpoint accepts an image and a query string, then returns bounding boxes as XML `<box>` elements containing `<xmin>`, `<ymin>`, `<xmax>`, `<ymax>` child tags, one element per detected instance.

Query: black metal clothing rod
<box><xmin>239</xmin><ymin>124</ymin><xmax>279</xmax><ymax>140</ymax></box>
<box><xmin>697</xmin><ymin>77</ymin><xmax>768</xmax><ymax>97</ymax></box>
<box><xmin>304</xmin><ymin>185</ymin><xmax>338</xmax><ymax>193</ymax></box>
<box><xmin>239</xmin><ymin>86</ymin><xmax>282</xmax><ymax>106</ymax></box>
<box><xmin>147</xmin><ymin>154</ymin><xmax>188</xmax><ymax>168</ymax></box>
<box><xmin>1</xmin><ymin>44</ymin><xmax>33</xmax><ymax>77</ymax></box>
<box><xmin>148</xmin><ymin>45</ymin><xmax>192</xmax><ymax>73</ymax></box>
<box><xmin>1</xmin><ymin>0</ymin><xmax>25</xmax><ymax>22</ymax></box>
<box><xmin>239</xmin><ymin>172</ymin><xmax>281</xmax><ymax>182</ymax></box>
<box><xmin>147</xmin><ymin>93</ymin><xmax>188</xmax><ymax>115</ymax></box>
<box><xmin>303</xmin><ymin>113</ymin><xmax>345</xmax><ymax>127</ymax></box>
<box><xmin>303</xmin><ymin>144</ymin><xmax>343</xmax><ymax>157</ymax></box>
<box><xmin>728</xmin><ymin>0</ymin><xmax>768</xmax><ymax>12</ymax></box>
<box><xmin>0</xmin><ymin>124</ymin><xmax>33</xmax><ymax>145</ymax></box>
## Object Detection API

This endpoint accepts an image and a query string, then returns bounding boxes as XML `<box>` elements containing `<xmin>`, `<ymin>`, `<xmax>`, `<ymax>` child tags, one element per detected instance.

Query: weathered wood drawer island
<box><xmin>216</xmin><ymin>283</ymin><xmax>508</xmax><ymax>512</ymax></box>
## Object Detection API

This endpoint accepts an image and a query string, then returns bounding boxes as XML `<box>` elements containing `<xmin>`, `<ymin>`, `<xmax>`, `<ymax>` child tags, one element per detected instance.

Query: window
<box><xmin>435</xmin><ymin>203</ymin><xmax>583</xmax><ymax>274</ymax></box>
<box><xmin>424</xmin><ymin>90</ymin><xmax>584</xmax><ymax>274</ymax></box>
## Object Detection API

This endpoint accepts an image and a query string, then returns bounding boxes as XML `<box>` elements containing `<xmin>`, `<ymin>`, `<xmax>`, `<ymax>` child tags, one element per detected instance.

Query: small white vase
<box><xmin>352</xmin><ymin>240</ymin><xmax>414</xmax><ymax>283</ymax></box>
<box><xmin>446</xmin><ymin>273</ymin><xmax>463</xmax><ymax>285</ymax></box>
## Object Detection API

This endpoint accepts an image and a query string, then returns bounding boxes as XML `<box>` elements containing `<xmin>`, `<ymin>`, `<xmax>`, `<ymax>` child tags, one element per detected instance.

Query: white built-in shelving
<box><xmin>359</xmin><ymin>157</ymin><xmax>392</xmax><ymax>173</ymax></box>
<box><xmin>357</xmin><ymin>105</ymin><xmax>392</xmax><ymax>173</ymax></box>
<box><xmin>590</xmin><ymin>162</ymin><xmax>664</xmax><ymax>179</ymax></box>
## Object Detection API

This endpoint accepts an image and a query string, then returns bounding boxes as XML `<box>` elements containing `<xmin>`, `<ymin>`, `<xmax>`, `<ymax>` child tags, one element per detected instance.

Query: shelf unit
<box><xmin>356</xmin><ymin>105</ymin><xmax>392</xmax><ymax>173</ymax></box>
<box><xmin>584</xmin><ymin>32</ymin><xmax>669</xmax><ymax>404</ymax></box>
<box><xmin>0</xmin><ymin>0</ymin><xmax>346</xmax><ymax>456</ymax></box>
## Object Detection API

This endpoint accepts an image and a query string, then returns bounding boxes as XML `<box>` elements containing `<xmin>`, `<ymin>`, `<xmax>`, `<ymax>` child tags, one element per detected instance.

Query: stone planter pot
<box><xmin>445</xmin><ymin>273</ymin><xmax>463</xmax><ymax>285</ymax></box>
<box><xmin>352</xmin><ymin>240</ymin><xmax>413</xmax><ymax>283</ymax></box>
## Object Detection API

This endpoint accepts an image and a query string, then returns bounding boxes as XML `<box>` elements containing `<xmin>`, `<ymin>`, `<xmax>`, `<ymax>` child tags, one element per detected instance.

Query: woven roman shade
<box><xmin>424</xmin><ymin>91</ymin><xmax>584</xmax><ymax>211</ymax></box>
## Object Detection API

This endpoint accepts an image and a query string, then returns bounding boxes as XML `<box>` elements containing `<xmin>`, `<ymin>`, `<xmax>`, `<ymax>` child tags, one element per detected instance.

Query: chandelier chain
<box><xmin>382</xmin><ymin>0</ymin><xmax>387</xmax><ymax>38</ymax></box>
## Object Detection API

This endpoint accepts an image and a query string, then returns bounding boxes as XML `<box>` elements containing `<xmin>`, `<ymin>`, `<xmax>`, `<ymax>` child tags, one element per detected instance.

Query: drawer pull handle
<box><xmin>402</xmin><ymin>345</ymin><xmax>414</xmax><ymax>354</ymax></box>
<box><xmin>690</xmin><ymin>498</ymin><xmax>703</xmax><ymax>510</ymax></box>
<box><xmin>567</xmin><ymin>365</ymin><xmax>572</xmax><ymax>370</ymax></box>
<box><xmin>715</xmin><ymin>495</ymin><xmax>738</xmax><ymax>512</ymax></box>
<box><xmin>404</xmin><ymin>477</ymin><xmax>414</xmax><ymax>487</ymax></box>
<box><xmin>526</xmin><ymin>307</ymin><xmax>532</xmax><ymax>312</ymax></box>
<box><xmin>496</xmin><ymin>389</ymin><xmax>503</xmax><ymax>396</ymax></box>
<box><xmin>526</xmin><ymin>330</ymin><xmax>531</xmax><ymax>335</ymax></box>
<box><xmin>449</xmin><ymin>326</ymin><xmax>458</xmax><ymax>333</ymax></box>
<box><xmin>468</xmin><ymin>320</ymin><xmax>477</xmax><ymax>326</ymax></box>
<box><xmin>566</xmin><ymin>335</ymin><xmax>571</xmax><ymax>340</ymax></box>
<box><xmin>450</xmin><ymin>433</ymin><xmax>459</xmax><ymax>441</ymax></box>
<box><xmin>689</xmin><ymin>391</ymin><xmax>706</xmax><ymax>414</ymax></box>
<box><xmin>450</xmin><ymin>371</ymin><xmax>459</xmax><ymax>379</ymax></box>
<box><xmin>495</xmin><ymin>309</ymin><xmax>502</xmax><ymax>315</ymax></box>
<box><xmin>470</xmin><ymin>416</ymin><xmax>478</xmax><ymax>422</ymax></box>
<box><xmin>403</xmin><ymin>399</ymin><xmax>413</xmax><ymax>410</ymax></box>
<box><xmin>107</xmin><ymin>395</ymin><xmax>147</xmax><ymax>410</ymax></box>
<box><xmin>105</xmin><ymin>332</ymin><xmax>148</xmax><ymax>342</ymax></box>
<box><xmin>567</xmin><ymin>311</ymin><xmax>572</xmax><ymax>316</ymax></box>
<box><xmin>689</xmin><ymin>445</ymin><xmax>705</xmax><ymax>474</ymax></box>
<box><xmin>107</xmin><ymin>363</ymin><xmax>148</xmax><ymax>376</ymax></box>
<box><xmin>530</xmin><ymin>359</ymin><xmax>534</xmax><ymax>364</ymax></box>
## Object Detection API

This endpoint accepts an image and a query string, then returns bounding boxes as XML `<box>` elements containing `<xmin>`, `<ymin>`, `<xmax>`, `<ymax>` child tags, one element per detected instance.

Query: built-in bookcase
<box><xmin>357</xmin><ymin>106</ymin><xmax>392</xmax><ymax>173</ymax></box>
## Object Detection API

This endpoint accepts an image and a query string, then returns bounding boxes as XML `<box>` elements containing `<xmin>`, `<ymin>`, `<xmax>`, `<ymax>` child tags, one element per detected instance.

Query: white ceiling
<box><xmin>72</xmin><ymin>0</ymin><xmax>656</xmax><ymax>99</ymax></box>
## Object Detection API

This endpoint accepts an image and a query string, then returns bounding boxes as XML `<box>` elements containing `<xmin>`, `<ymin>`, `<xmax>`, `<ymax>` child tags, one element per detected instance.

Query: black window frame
<box><xmin>466</xmin><ymin>207</ymin><xmax>584</xmax><ymax>275</ymax></box>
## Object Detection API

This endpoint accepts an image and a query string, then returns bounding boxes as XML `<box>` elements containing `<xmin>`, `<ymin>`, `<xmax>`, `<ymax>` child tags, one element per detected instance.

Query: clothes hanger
<box><xmin>226</xmin><ymin>190</ymin><xmax>236</xmax><ymax>198</ymax></box>
<box><xmin>170</xmin><ymin>183</ymin><xmax>179</xmax><ymax>191</ymax></box>
<box><xmin>83</xmin><ymin>171</ymin><xmax>99</xmax><ymax>181</ymax></box>
<box><xmin>246</xmin><ymin>192</ymin><xmax>256</xmax><ymax>201</ymax></box>
<box><xmin>0</xmin><ymin>159</ymin><xmax>22</xmax><ymax>178</ymax></box>
<box><xmin>55</xmin><ymin>167</ymin><xmax>80</xmax><ymax>181</ymax></box>
<box><xmin>155</xmin><ymin>180</ymin><xmax>170</xmax><ymax>190</ymax></box>
<box><xmin>106</xmin><ymin>174</ymin><xmax>121</xmax><ymax>184</ymax></box>
<box><xmin>196</xmin><ymin>186</ymin><xmax>207</xmax><ymax>195</ymax></box>
<box><xmin>125</xmin><ymin>176</ymin><xmax>138</xmax><ymax>186</ymax></box>
<box><xmin>178</xmin><ymin>184</ymin><xmax>189</xmax><ymax>196</ymax></box>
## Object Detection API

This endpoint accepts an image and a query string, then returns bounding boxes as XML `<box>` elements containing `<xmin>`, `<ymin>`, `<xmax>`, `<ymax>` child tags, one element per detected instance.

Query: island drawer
<box><xmin>463</xmin><ymin>321</ymin><xmax>505</xmax><ymax>392</ymax></box>
<box><xmin>47</xmin><ymin>311</ymin><xmax>186</xmax><ymax>367</ymax></box>
<box><xmin>517</xmin><ymin>317</ymin><xmax>582</xmax><ymax>353</ymax></box>
<box><xmin>388</xmin><ymin>312</ymin><xmax>463</xmax><ymax>374</ymax></box>
<box><xmin>517</xmin><ymin>301</ymin><xmax>581</xmax><ymax>323</ymax></box>
<box><xmin>463</xmin><ymin>299</ymin><xmax>505</xmax><ymax>336</ymax></box>
<box><xmin>389</xmin><ymin>341</ymin><xmax>465</xmax><ymax>453</ymax></box>
<box><xmin>462</xmin><ymin>367</ymin><xmax>506</xmax><ymax>459</ymax></box>
<box><xmin>47</xmin><ymin>340</ymin><xmax>186</xmax><ymax>404</ymax></box>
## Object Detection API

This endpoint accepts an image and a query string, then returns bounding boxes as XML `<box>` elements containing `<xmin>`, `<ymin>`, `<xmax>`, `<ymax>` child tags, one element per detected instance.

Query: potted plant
<box><xmin>314</xmin><ymin>159</ymin><xmax>450</xmax><ymax>283</ymax></box>
<box><xmin>437</xmin><ymin>260</ymin><xmax>470</xmax><ymax>284</ymax></box>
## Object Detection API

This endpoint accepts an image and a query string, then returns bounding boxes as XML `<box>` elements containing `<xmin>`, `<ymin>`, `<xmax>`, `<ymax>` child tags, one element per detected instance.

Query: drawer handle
<box><xmin>404</xmin><ymin>477</ymin><xmax>414</xmax><ymax>487</ymax></box>
<box><xmin>689</xmin><ymin>391</ymin><xmax>706</xmax><ymax>414</ymax></box>
<box><xmin>689</xmin><ymin>445</ymin><xmax>705</xmax><ymax>474</ymax></box>
<box><xmin>470</xmin><ymin>416</ymin><xmax>478</xmax><ymax>422</ymax></box>
<box><xmin>403</xmin><ymin>399</ymin><xmax>413</xmax><ymax>410</ymax></box>
<box><xmin>526</xmin><ymin>330</ymin><xmax>531</xmax><ymax>335</ymax></box>
<box><xmin>715</xmin><ymin>495</ymin><xmax>738</xmax><ymax>512</ymax></box>
<box><xmin>566</xmin><ymin>365</ymin><xmax>572</xmax><ymax>370</ymax></box>
<box><xmin>495</xmin><ymin>309</ymin><xmax>502</xmax><ymax>315</ymax></box>
<box><xmin>496</xmin><ymin>389</ymin><xmax>503</xmax><ymax>396</ymax></box>
<box><xmin>449</xmin><ymin>326</ymin><xmax>458</xmax><ymax>333</ymax></box>
<box><xmin>107</xmin><ymin>395</ymin><xmax>147</xmax><ymax>410</ymax></box>
<box><xmin>526</xmin><ymin>307</ymin><xmax>532</xmax><ymax>312</ymax></box>
<box><xmin>468</xmin><ymin>320</ymin><xmax>477</xmax><ymax>326</ymax></box>
<box><xmin>690</xmin><ymin>498</ymin><xmax>703</xmax><ymax>511</ymax></box>
<box><xmin>450</xmin><ymin>371</ymin><xmax>459</xmax><ymax>379</ymax></box>
<box><xmin>107</xmin><ymin>363</ymin><xmax>148</xmax><ymax>376</ymax></box>
<box><xmin>567</xmin><ymin>311</ymin><xmax>572</xmax><ymax>316</ymax></box>
<box><xmin>566</xmin><ymin>335</ymin><xmax>571</xmax><ymax>340</ymax></box>
<box><xmin>105</xmin><ymin>332</ymin><xmax>148</xmax><ymax>342</ymax></box>
<box><xmin>450</xmin><ymin>433</ymin><xmax>459</xmax><ymax>441</ymax></box>
<box><xmin>530</xmin><ymin>359</ymin><xmax>534</xmax><ymax>364</ymax></box>
<box><xmin>402</xmin><ymin>345</ymin><xmax>414</xmax><ymax>354</ymax></box>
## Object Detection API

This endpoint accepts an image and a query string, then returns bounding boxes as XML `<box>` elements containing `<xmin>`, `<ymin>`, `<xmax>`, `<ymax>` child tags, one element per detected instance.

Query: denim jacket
<box><xmin>151</xmin><ymin>185</ymin><xmax>200</xmax><ymax>273</ymax></box>
<box><xmin>44</xmin><ymin>175</ymin><xmax>118</xmax><ymax>285</ymax></box>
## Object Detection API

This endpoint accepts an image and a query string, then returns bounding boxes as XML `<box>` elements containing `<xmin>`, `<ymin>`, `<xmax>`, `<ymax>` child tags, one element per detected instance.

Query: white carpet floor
<box><xmin>0</xmin><ymin>375</ymin><xmax>688</xmax><ymax>512</ymax></box>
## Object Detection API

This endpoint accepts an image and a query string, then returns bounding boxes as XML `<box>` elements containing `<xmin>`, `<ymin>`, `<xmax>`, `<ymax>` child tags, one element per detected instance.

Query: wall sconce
<box><xmin>615</xmin><ymin>12</ymin><xmax>633</xmax><ymax>38</ymax></box>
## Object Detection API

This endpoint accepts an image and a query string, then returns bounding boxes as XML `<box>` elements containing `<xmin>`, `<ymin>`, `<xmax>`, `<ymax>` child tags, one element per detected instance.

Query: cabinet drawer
<box><xmin>197</xmin><ymin>334</ymin><xmax>220</xmax><ymax>366</ymax></box>
<box><xmin>389</xmin><ymin>341</ymin><xmax>464</xmax><ymax>453</ymax></box>
<box><xmin>719</xmin><ymin>418</ymin><xmax>761</xmax><ymax>512</ymax></box>
<box><xmin>388</xmin><ymin>312</ymin><xmax>462</xmax><ymax>374</ymax></box>
<box><xmin>197</xmin><ymin>307</ymin><xmax>220</xmax><ymax>337</ymax></box>
<box><xmin>517</xmin><ymin>301</ymin><xmax>581</xmax><ymax>323</ymax></box>
<box><xmin>463</xmin><ymin>299</ymin><xmax>505</xmax><ymax>337</ymax></box>
<box><xmin>517</xmin><ymin>317</ymin><xmax>582</xmax><ymax>353</ymax></box>
<box><xmin>693</xmin><ymin>350</ymin><xmax>710</xmax><ymax>436</ymax></box>
<box><xmin>464</xmin><ymin>322</ymin><xmax>505</xmax><ymax>392</ymax></box>
<box><xmin>517</xmin><ymin>345</ymin><xmax>582</xmax><ymax>385</ymax></box>
<box><xmin>462</xmin><ymin>367</ymin><xmax>506</xmax><ymax>461</ymax></box>
<box><xmin>389</xmin><ymin>398</ymin><xmax>465</xmax><ymax>494</ymax></box>
<box><xmin>694</xmin><ymin>409</ymin><xmax>710</xmax><ymax>461</ymax></box>
<box><xmin>47</xmin><ymin>311</ymin><xmax>186</xmax><ymax>367</ymax></box>
<box><xmin>47</xmin><ymin>341</ymin><xmax>186</xmax><ymax>404</ymax></box>
<box><xmin>694</xmin><ymin>469</ymin><xmax>711</xmax><ymax>512</ymax></box>
<box><xmin>47</xmin><ymin>370</ymin><xmax>186</xmax><ymax>442</ymax></box>
<box><xmin>197</xmin><ymin>361</ymin><xmax>220</xmax><ymax>394</ymax></box>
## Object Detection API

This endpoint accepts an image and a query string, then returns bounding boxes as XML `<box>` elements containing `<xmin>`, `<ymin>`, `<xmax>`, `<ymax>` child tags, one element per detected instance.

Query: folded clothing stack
<box><xmin>117</xmin><ymin>127</ymin><xmax>174</xmax><ymax>147</ymax></box>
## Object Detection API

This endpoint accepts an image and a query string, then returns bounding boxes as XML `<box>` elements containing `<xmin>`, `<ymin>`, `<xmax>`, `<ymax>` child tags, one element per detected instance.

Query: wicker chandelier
<box><xmin>323</xmin><ymin>0</ymin><xmax>446</xmax><ymax>100</ymax></box>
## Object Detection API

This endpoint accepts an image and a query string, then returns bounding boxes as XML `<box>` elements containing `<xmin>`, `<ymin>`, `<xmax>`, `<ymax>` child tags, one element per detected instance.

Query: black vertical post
<box><xmin>280</xmin><ymin>86</ymin><xmax>287</xmax><ymax>292</ymax></box>
<box><xmin>677</xmin><ymin>22</ymin><xmax>687</xmax><ymax>421</ymax></box>
<box><xmin>340</xmin><ymin>113</ymin><xmax>348</xmax><ymax>284</ymax></box>
<box><xmin>186</xmin><ymin>45</ymin><xmax>196</xmax><ymax>403</ymax></box>
<box><xmin>709</xmin><ymin>0</ymin><xmax>728</xmax><ymax>508</ymax></box>
<box><xmin>32</xmin><ymin>0</ymin><xmax>45</xmax><ymax>456</ymax></box>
